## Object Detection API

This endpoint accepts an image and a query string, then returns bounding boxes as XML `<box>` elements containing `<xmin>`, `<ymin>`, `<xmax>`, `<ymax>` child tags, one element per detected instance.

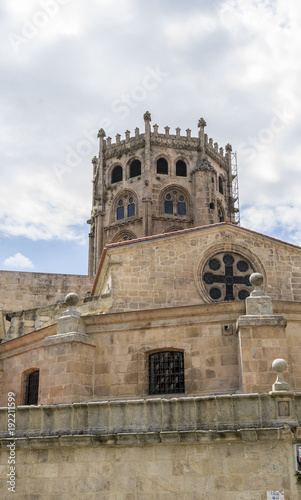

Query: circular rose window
<box><xmin>202</xmin><ymin>252</ymin><xmax>254</xmax><ymax>302</ymax></box>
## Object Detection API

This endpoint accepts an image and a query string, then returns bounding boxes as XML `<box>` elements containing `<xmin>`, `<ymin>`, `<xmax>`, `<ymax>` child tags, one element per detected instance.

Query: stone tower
<box><xmin>88</xmin><ymin>112</ymin><xmax>238</xmax><ymax>276</ymax></box>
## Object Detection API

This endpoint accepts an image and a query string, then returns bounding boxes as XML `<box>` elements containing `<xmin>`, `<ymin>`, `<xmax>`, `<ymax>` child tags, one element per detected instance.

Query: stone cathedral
<box><xmin>1</xmin><ymin>113</ymin><xmax>301</xmax><ymax>499</ymax></box>
<box><xmin>88</xmin><ymin>111</ymin><xmax>238</xmax><ymax>276</ymax></box>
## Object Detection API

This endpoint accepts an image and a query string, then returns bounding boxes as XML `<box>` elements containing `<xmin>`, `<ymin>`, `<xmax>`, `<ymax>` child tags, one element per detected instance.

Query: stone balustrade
<box><xmin>0</xmin><ymin>393</ymin><xmax>299</xmax><ymax>442</ymax></box>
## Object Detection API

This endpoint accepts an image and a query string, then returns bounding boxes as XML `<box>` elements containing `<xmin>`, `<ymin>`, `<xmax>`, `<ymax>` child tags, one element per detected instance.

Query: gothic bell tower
<box><xmin>87</xmin><ymin>112</ymin><xmax>239</xmax><ymax>276</ymax></box>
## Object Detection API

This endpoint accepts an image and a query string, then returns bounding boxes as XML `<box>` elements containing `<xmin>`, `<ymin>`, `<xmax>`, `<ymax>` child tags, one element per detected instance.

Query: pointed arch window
<box><xmin>164</xmin><ymin>190</ymin><xmax>187</xmax><ymax>216</ymax></box>
<box><xmin>176</xmin><ymin>160</ymin><xmax>187</xmax><ymax>177</ymax></box>
<box><xmin>116</xmin><ymin>194</ymin><xmax>136</xmax><ymax>220</ymax></box>
<box><xmin>129</xmin><ymin>159</ymin><xmax>141</xmax><ymax>178</ymax></box>
<box><xmin>157</xmin><ymin>158</ymin><xmax>168</xmax><ymax>175</ymax></box>
<box><xmin>24</xmin><ymin>370</ymin><xmax>39</xmax><ymax>405</ymax></box>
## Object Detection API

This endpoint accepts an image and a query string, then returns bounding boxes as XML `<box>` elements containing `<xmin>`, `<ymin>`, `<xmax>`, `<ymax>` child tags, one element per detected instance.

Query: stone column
<box><xmin>237</xmin><ymin>274</ymin><xmax>288</xmax><ymax>394</ymax></box>
<box><xmin>198</xmin><ymin>118</ymin><xmax>206</xmax><ymax>149</ymax></box>
<box><xmin>94</xmin><ymin>128</ymin><xmax>106</xmax><ymax>272</ymax></box>
<box><xmin>41</xmin><ymin>294</ymin><xmax>95</xmax><ymax>404</ymax></box>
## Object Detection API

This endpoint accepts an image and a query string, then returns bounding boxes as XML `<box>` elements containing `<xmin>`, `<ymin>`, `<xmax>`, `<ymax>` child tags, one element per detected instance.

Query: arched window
<box><xmin>112</xmin><ymin>230</ymin><xmax>137</xmax><ymax>243</ymax></box>
<box><xmin>129</xmin><ymin>159</ymin><xmax>141</xmax><ymax>178</ymax></box>
<box><xmin>111</xmin><ymin>165</ymin><xmax>123</xmax><ymax>184</ymax></box>
<box><xmin>157</xmin><ymin>157</ymin><xmax>168</xmax><ymax>175</ymax></box>
<box><xmin>219</xmin><ymin>176</ymin><xmax>224</xmax><ymax>195</ymax></box>
<box><xmin>24</xmin><ymin>370</ymin><xmax>39</xmax><ymax>405</ymax></box>
<box><xmin>116</xmin><ymin>194</ymin><xmax>136</xmax><ymax>220</ymax></box>
<box><xmin>164</xmin><ymin>190</ymin><xmax>187</xmax><ymax>216</ymax></box>
<box><xmin>176</xmin><ymin>160</ymin><xmax>187</xmax><ymax>177</ymax></box>
<box><xmin>149</xmin><ymin>351</ymin><xmax>185</xmax><ymax>395</ymax></box>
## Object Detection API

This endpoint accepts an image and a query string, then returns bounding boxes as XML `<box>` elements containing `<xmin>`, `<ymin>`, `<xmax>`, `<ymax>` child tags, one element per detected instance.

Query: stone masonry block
<box><xmin>87</xmin><ymin>402</ymin><xmax>109</xmax><ymax>434</ymax></box>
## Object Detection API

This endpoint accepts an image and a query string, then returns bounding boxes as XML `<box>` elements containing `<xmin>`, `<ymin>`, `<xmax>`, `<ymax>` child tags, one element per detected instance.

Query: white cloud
<box><xmin>3</xmin><ymin>252</ymin><xmax>34</xmax><ymax>270</ymax></box>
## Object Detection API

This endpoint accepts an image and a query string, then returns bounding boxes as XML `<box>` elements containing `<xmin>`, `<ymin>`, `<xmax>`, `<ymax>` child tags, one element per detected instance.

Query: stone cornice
<box><xmin>0</xmin><ymin>426</ymin><xmax>295</xmax><ymax>449</ymax></box>
<box><xmin>1</xmin><ymin>393</ymin><xmax>300</xmax><ymax>443</ymax></box>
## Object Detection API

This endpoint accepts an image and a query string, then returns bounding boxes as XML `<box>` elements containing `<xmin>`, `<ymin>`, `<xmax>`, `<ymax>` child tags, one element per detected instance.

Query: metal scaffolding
<box><xmin>231</xmin><ymin>151</ymin><xmax>240</xmax><ymax>225</ymax></box>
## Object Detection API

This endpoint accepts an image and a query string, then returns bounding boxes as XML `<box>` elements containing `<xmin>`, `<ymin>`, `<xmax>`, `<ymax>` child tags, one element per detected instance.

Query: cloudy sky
<box><xmin>0</xmin><ymin>0</ymin><xmax>300</xmax><ymax>274</ymax></box>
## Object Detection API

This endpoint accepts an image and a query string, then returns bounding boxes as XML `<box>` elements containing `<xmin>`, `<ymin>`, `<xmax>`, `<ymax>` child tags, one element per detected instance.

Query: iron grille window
<box><xmin>24</xmin><ymin>370</ymin><xmax>39</xmax><ymax>405</ymax></box>
<box><xmin>129</xmin><ymin>159</ymin><xmax>141</xmax><ymax>178</ymax></box>
<box><xmin>149</xmin><ymin>351</ymin><xmax>185</xmax><ymax>395</ymax></box>
<box><xmin>176</xmin><ymin>160</ymin><xmax>187</xmax><ymax>177</ymax></box>
<box><xmin>111</xmin><ymin>165</ymin><xmax>123</xmax><ymax>183</ymax></box>
<box><xmin>157</xmin><ymin>158</ymin><xmax>168</xmax><ymax>175</ymax></box>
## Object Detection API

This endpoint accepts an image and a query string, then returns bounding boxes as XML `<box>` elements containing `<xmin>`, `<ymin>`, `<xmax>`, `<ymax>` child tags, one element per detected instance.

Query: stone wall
<box><xmin>94</xmin><ymin>224</ymin><xmax>301</xmax><ymax>310</ymax></box>
<box><xmin>0</xmin><ymin>270</ymin><xmax>93</xmax><ymax>314</ymax></box>
<box><xmin>2</xmin><ymin>299</ymin><xmax>301</xmax><ymax>406</ymax></box>
<box><xmin>0</xmin><ymin>394</ymin><xmax>300</xmax><ymax>499</ymax></box>
<box><xmin>0</xmin><ymin>270</ymin><xmax>94</xmax><ymax>335</ymax></box>
<box><xmin>0</xmin><ymin>302</ymin><xmax>243</xmax><ymax>406</ymax></box>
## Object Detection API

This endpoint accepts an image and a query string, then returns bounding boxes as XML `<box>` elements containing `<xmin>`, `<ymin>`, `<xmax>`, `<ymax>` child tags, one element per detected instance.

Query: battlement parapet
<box><xmin>103</xmin><ymin>125</ymin><xmax>229</xmax><ymax>167</ymax></box>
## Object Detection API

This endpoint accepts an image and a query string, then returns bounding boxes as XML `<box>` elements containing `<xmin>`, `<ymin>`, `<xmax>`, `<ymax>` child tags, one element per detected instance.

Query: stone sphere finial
<box><xmin>250</xmin><ymin>273</ymin><xmax>263</xmax><ymax>288</ymax></box>
<box><xmin>249</xmin><ymin>272</ymin><xmax>264</xmax><ymax>297</ymax></box>
<box><xmin>272</xmin><ymin>358</ymin><xmax>287</xmax><ymax>373</ymax></box>
<box><xmin>65</xmin><ymin>293</ymin><xmax>79</xmax><ymax>308</ymax></box>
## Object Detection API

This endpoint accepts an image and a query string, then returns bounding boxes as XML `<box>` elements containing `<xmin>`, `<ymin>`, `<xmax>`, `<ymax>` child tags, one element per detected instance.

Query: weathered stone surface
<box><xmin>0</xmin><ymin>397</ymin><xmax>300</xmax><ymax>498</ymax></box>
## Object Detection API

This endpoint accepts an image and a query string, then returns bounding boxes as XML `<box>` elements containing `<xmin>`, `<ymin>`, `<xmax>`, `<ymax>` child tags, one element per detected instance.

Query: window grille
<box><xmin>157</xmin><ymin>158</ymin><xmax>168</xmax><ymax>175</ymax></box>
<box><xmin>129</xmin><ymin>160</ymin><xmax>141</xmax><ymax>178</ymax></box>
<box><xmin>24</xmin><ymin>370</ymin><xmax>39</xmax><ymax>405</ymax></box>
<box><xmin>149</xmin><ymin>351</ymin><xmax>185</xmax><ymax>395</ymax></box>
<box><xmin>111</xmin><ymin>165</ymin><xmax>123</xmax><ymax>183</ymax></box>
<box><xmin>176</xmin><ymin>160</ymin><xmax>187</xmax><ymax>177</ymax></box>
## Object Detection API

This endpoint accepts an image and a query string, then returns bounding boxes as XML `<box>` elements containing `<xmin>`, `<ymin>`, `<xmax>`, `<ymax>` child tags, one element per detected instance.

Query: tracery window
<box><xmin>116</xmin><ymin>194</ymin><xmax>135</xmax><ymax>220</ymax></box>
<box><xmin>149</xmin><ymin>351</ymin><xmax>185</xmax><ymax>395</ymax></box>
<box><xmin>112</xmin><ymin>230</ymin><xmax>137</xmax><ymax>243</ymax></box>
<box><xmin>129</xmin><ymin>159</ymin><xmax>141</xmax><ymax>178</ymax></box>
<box><xmin>202</xmin><ymin>252</ymin><xmax>254</xmax><ymax>302</ymax></box>
<box><xmin>24</xmin><ymin>370</ymin><xmax>39</xmax><ymax>405</ymax></box>
<box><xmin>176</xmin><ymin>160</ymin><xmax>187</xmax><ymax>177</ymax></box>
<box><xmin>157</xmin><ymin>157</ymin><xmax>168</xmax><ymax>175</ymax></box>
<box><xmin>164</xmin><ymin>190</ymin><xmax>187</xmax><ymax>216</ymax></box>
<box><xmin>111</xmin><ymin>165</ymin><xmax>122</xmax><ymax>184</ymax></box>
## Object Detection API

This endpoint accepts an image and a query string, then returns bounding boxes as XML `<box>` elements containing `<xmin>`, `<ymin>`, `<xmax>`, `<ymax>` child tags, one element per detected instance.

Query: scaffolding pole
<box><xmin>231</xmin><ymin>151</ymin><xmax>240</xmax><ymax>225</ymax></box>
